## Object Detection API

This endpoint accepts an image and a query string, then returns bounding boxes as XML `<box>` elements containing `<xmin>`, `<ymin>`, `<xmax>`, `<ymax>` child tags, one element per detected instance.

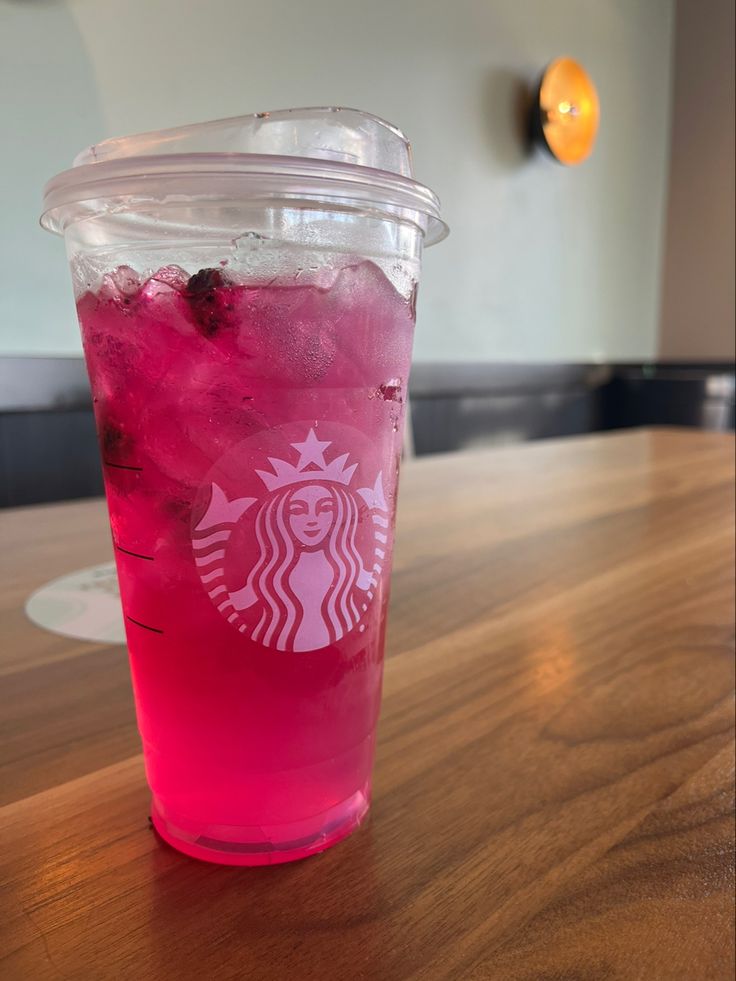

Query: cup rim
<box><xmin>41</xmin><ymin>151</ymin><xmax>448</xmax><ymax>245</ymax></box>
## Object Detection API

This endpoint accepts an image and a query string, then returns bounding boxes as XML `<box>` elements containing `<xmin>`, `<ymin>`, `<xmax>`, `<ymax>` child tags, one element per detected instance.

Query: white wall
<box><xmin>659</xmin><ymin>0</ymin><xmax>735</xmax><ymax>360</ymax></box>
<box><xmin>0</xmin><ymin>0</ymin><xmax>674</xmax><ymax>362</ymax></box>
<box><xmin>0</xmin><ymin>1</ymin><xmax>105</xmax><ymax>358</ymax></box>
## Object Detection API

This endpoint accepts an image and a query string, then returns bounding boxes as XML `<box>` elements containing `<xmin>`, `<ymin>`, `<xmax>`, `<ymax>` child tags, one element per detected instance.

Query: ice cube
<box><xmin>98</xmin><ymin>265</ymin><xmax>142</xmax><ymax>305</ymax></box>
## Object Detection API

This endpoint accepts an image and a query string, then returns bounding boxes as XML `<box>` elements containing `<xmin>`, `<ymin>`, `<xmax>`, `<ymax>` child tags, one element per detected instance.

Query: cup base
<box><xmin>150</xmin><ymin>787</ymin><xmax>370</xmax><ymax>866</ymax></box>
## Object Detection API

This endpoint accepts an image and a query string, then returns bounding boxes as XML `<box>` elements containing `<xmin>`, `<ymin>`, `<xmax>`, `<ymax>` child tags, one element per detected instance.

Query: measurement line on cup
<box><xmin>104</xmin><ymin>459</ymin><xmax>144</xmax><ymax>472</ymax></box>
<box><xmin>116</xmin><ymin>544</ymin><xmax>154</xmax><ymax>561</ymax></box>
<box><xmin>126</xmin><ymin>615</ymin><xmax>164</xmax><ymax>635</ymax></box>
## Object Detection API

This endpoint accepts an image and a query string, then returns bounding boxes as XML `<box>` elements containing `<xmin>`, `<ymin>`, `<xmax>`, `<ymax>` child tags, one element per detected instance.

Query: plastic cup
<box><xmin>41</xmin><ymin>107</ymin><xmax>446</xmax><ymax>865</ymax></box>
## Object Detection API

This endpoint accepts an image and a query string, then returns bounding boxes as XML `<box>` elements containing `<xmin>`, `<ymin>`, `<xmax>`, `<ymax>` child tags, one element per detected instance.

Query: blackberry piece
<box><xmin>185</xmin><ymin>268</ymin><xmax>236</xmax><ymax>336</ymax></box>
<box><xmin>101</xmin><ymin>422</ymin><xmax>129</xmax><ymax>456</ymax></box>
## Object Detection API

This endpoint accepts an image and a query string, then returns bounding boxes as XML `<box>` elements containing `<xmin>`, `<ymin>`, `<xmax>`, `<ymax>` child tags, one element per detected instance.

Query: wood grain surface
<box><xmin>1</xmin><ymin>428</ymin><xmax>734</xmax><ymax>981</ymax></box>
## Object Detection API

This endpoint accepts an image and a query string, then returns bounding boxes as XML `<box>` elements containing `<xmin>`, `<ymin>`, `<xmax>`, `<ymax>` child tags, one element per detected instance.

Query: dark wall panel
<box><xmin>0</xmin><ymin>357</ymin><xmax>733</xmax><ymax>508</ymax></box>
<box><xmin>0</xmin><ymin>411</ymin><xmax>103</xmax><ymax>508</ymax></box>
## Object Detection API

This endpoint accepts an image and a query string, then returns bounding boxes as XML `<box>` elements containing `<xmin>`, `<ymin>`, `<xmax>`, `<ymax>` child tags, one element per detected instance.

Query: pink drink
<box><xmin>42</xmin><ymin>107</ymin><xmax>446</xmax><ymax>864</ymax></box>
<box><xmin>76</xmin><ymin>260</ymin><xmax>414</xmax><ymax>863</ymax></box>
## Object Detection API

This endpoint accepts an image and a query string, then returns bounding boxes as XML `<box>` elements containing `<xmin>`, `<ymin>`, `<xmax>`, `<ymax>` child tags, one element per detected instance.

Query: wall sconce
<box><xmin>531</xmin><ymin>57</ymin><xmax>600</xmax><ymax>165</ymax></box>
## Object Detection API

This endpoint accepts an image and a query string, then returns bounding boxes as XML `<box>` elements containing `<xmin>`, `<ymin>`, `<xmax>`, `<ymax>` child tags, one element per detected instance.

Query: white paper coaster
<box><xmin>25</xmin><ymin>562</ymin><xmax>126</xmax><ymax>644</ymax></box>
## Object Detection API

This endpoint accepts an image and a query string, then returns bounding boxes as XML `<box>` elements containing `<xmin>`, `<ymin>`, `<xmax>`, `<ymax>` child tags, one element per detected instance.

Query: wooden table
<box><xmin>1</xmin><ymin>428</ymin><xmax>734</xmax><ymax>980</ymax></box>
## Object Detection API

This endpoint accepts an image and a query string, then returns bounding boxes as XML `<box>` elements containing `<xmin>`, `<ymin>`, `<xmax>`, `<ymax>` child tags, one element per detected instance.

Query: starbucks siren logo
<box><xmin>192</xmin><ymin>428</ymin><xmax>389</xmax><ymax>652</ymax></box>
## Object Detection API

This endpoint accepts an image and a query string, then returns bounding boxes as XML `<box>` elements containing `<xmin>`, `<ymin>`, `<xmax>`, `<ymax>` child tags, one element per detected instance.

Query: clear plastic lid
<box><xmin>41</xmin><ymin>107</ymin><xmax>447</xmax><ymax>244</ymax></box>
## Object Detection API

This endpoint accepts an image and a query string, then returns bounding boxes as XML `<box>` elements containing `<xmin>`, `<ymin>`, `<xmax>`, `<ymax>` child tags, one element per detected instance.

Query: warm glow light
<box><xmin>538</xmin><ymin>58</ymin><xmax>600</xmax><ymax>165</ymax></box>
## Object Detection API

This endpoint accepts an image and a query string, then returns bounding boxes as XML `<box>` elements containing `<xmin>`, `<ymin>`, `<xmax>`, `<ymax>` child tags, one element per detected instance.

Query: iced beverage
<box><xmin>42</xmin><ymin>107</ymin><xmax>446</xmax><ymax>864</ymax></box>
<box><xmin>77</xmin><ymin>260</ymin><xmax>412</xmax><ymax>862</ymax></box>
